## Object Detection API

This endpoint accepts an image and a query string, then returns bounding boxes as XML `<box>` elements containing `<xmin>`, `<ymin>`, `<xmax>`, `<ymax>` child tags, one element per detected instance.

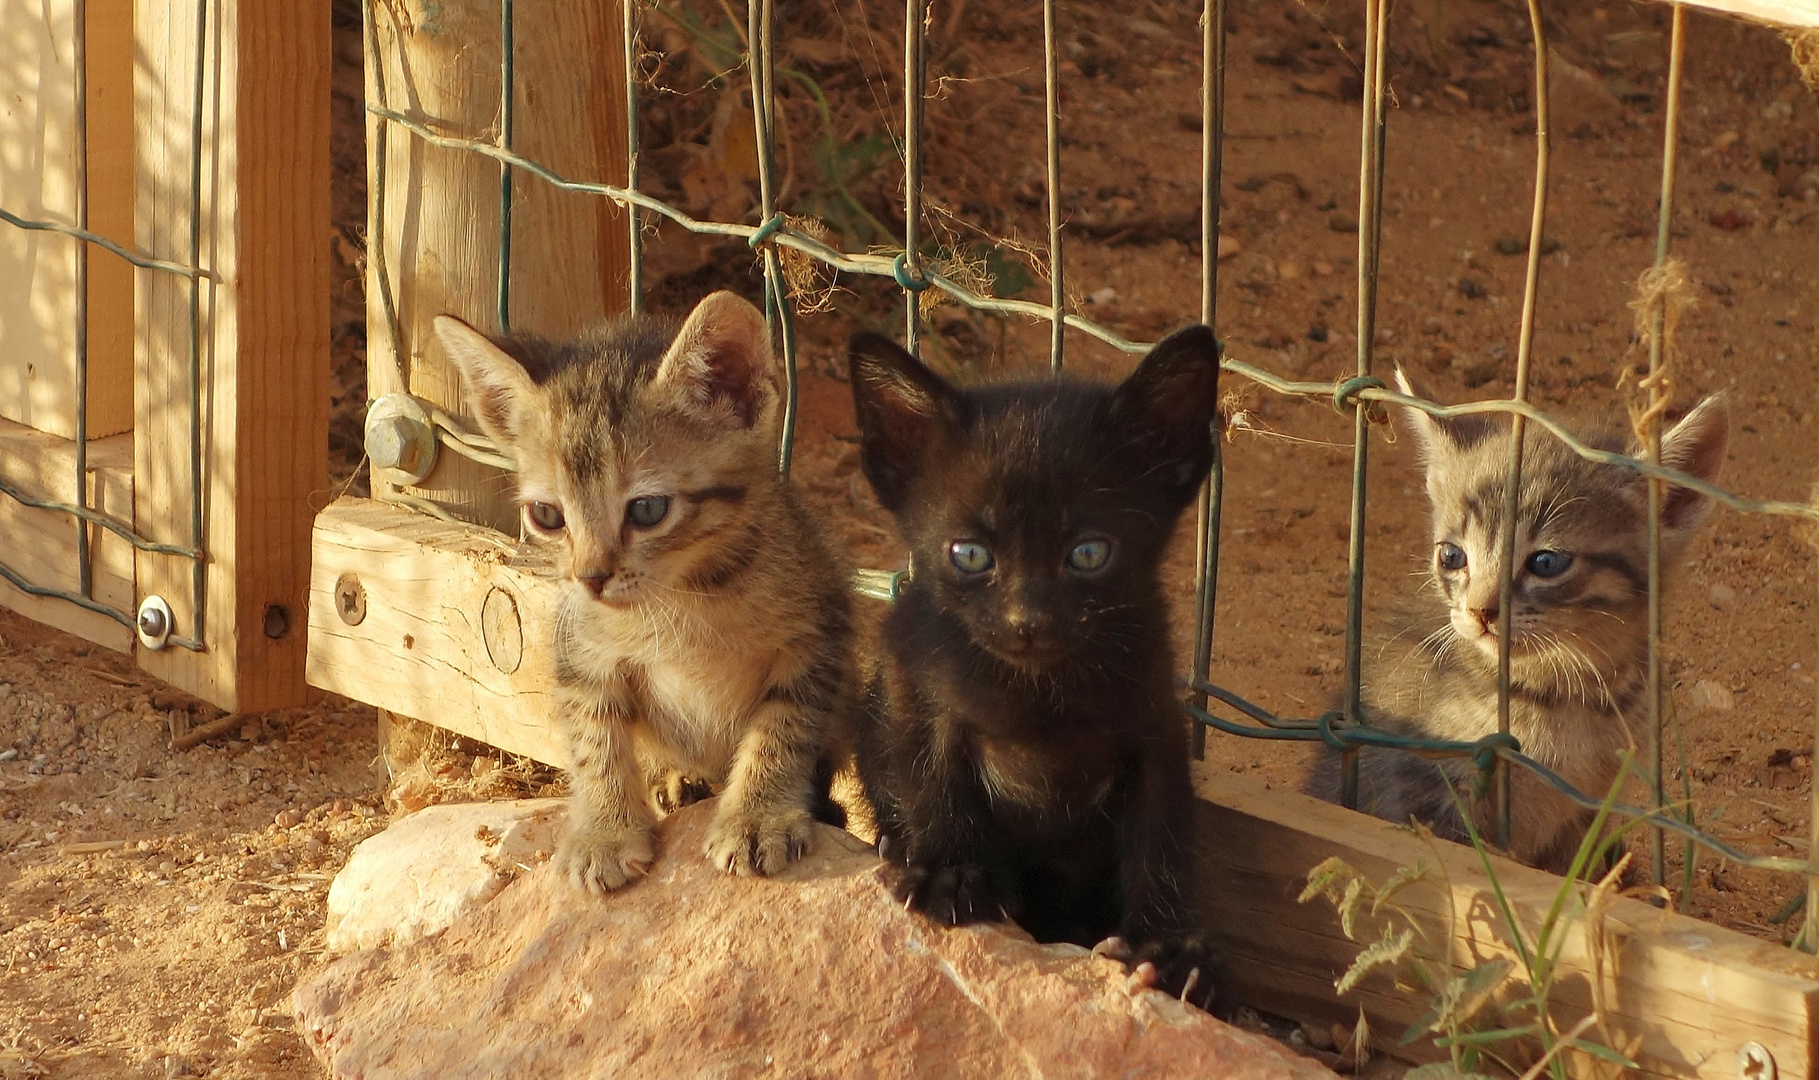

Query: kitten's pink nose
<box><xmin>1471</xmin><ymin>607</ymin><xmax>1499</xmax><ymax>634</ymax></box>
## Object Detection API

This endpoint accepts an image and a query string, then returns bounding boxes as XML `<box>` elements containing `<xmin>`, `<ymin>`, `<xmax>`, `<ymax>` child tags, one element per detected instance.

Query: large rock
<box><xmin>295</xmin><ymin>801</ymin><xmax>1335</xmax><ymax>1080</ymax></box>
<box><xmin>325</xmin><ymin>798</ymin><xmax>564</xmax><ymax>952</ymax></box>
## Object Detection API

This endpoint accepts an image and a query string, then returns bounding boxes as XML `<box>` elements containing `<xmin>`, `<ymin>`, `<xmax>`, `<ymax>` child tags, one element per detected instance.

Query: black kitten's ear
<box><xmin>434</xmin><ymin>314</ymin><xmax>539</xmax><ymax>448</ymax></box>
<box><xmin>1393</xmin><ymin>368</ymin><xmax>1495</xmax><ymax>459</ymax></box>
<box><xmin>652</xmin><ymin>291</ymin><xmax>779</xmax><ymax>429</ymax></box>
<box><xmin>848</xmin><ymin>332</ymin><xmax>963</xmax><ymax>512</ymax></box>
<box><xmin>1107</xmin><ymin>323</ymin><xmax>1223</xmax><ymax>497</ymax></box>
<box><xmin>1657</xmin><ymin>394</ymin><xmax>1728</xmax><ymax>532</ymax></box>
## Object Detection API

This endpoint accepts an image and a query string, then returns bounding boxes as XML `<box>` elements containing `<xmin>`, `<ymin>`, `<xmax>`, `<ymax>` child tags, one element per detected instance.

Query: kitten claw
<box><xmin>1092</xmin><ymin>935</ymin><xmax>1133</xmax><ymax>961</ymax></box>
<box><xmin>703</xmin><ymin>803</ymin><xmax>814</xmax><ymax>877</ymax></box>
<box><xmin>555</xmin><ymin>820</ymin><xmax>657</xmax><ymax>895</ymax></box>
<box><xmin>1179</xmin><ymin>966</ymin><xmax>1201</xmax><ymax>1003</ymax></box>
<box><xmin>1125</xmin><ymin>962</ymin><xmax>1159</xmax><ymax>995</ymax></box>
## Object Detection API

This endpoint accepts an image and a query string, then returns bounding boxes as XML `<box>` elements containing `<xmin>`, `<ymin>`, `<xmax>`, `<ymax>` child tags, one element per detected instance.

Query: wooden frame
<box><xmin>307</xmin><ymin>492</ymin><xmax>1819</xmax><ymax>1076</ymax></box>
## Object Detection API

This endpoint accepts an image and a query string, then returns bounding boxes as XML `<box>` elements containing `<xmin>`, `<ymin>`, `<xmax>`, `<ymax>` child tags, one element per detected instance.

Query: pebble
<box><xmin>1709</xmin><ymin>583</ymin><xmax>1737</xmax><ymax>608</ymax></box>
<box><xmin>1688</xmin><ymin>680</ymin><xmax>1736</xmax><ymax>713</ymax></box>
<box><xmin>275</xmin><ymin>809</ymin><xmax>302</xmax><ymax>829</ymax></box>
<box><xmin>0</xmin><ymin>748</ymin><xmax>16</xmax><ymax>762</ymax></box>
<box><xmin>1327</xmin><ymin>213</ymin><xmax>1359</xmax><ymax>233</ymax></box>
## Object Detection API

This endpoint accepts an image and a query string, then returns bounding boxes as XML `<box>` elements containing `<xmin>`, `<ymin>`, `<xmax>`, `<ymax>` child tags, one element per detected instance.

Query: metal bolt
<box><xmin>136</xmin><ymin>595</ymin><xmax>174</xmax><ymax>651</ymax></box>
<box><xmin>335</xmin><ymin>573</ymin><xmax>367</xmax><ymax>627</ymax></box>
<box><xmin>1739</xmin><ymin>1043</ymin><xmax>1776</xmax><ymax>1080</ymax></box>
<box><xmin>364</xmin><ymin>393</ymin><xmax>439</xmax><ymax>484</ymax></box>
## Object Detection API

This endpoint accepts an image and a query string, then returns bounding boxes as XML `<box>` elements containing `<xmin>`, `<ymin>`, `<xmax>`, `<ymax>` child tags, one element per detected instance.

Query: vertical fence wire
<box><xmin>1041</xmin><ymin>0</ymin><xmax>1064</xmax><ymax>373</ymax></box>
<box><xmin>497</xmin><ymin>0</ymin><xmax>515</xmax><ymax>332</ymax></box>
<box><xmin>73</xmin><ymin>0</ymin><xmax>92</xmax><ymax>600</ymax></box>
<box><xmin>362</xmin><ymin>0</ymin><xmax>405</xmax><ymax>388</ymax></box>
<box><xmin>624</xmin><ymin>0</ymin><xmax>643</xmax><ymax>315</ymax></box>
<box><xmin>901</xmin><ymin>0</ymin><xmax>927</xmax><ymax>355</ymax></box>
<box><xmin>1189</xmin><ymin>0</ymin><xmax>1228</xmax><ymax>762</ymax></box>
<box><xmin>1648</xmin><ymin>3</ymin><xmax>1688</xmax><ymax>890</ymax></box>
<box><xmin>1492</xmin><ymin>0</ymin><xmax>1552</xmax><ymax>849</ymax></box>
<box><xmin>180</xmin><ymin>0</ymin><xmax>210</xmax><ymax>651</ymax></box>
<box><xmin>747</xmin><ymin>0</ymin><xmax>799</xmax><ymax>475</ymax></box>
<box><xmin>1339</xmin><ymin>0</ymin><xmax>1391</xmax><ymax>810</ymax></box>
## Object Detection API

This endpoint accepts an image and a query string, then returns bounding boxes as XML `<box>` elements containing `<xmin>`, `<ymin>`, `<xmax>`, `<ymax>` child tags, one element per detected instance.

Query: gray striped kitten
<box><xmin>1308</xmin><ymin>372</ymin><xmax>1727</xmax><ymax>874</ymax></box>
<box><xmin>435</xmin><ymin>292</ymin><xmax>854</xmax><ymax>893</ymax></box>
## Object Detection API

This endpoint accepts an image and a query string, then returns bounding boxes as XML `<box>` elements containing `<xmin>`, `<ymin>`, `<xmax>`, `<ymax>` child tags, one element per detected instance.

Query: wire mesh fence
<box><xmin>360</xmin><ymin>0</ymin><xmax>1819</xmax><ymax>937</ymax></box>
<box><xmin>0</xmin><ymin>0</ymin><xmax>211</xmax><ymax>650</ymax></box>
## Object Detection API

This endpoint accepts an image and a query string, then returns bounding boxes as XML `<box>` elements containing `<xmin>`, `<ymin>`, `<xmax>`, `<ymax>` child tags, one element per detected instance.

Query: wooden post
<box><xmin>364</xmin><ymin>0</ymin><xmax>631</xmax><ymax>532</ymax></box>
<box><xmin>0</xmin><ymin>0</ymin><xmax>134</xmax><ymax>439</ymax></box>
<box><xmin>134</xmin><ymin>0</ymin><xmax>331</xmax><ymax>711</ymax></box>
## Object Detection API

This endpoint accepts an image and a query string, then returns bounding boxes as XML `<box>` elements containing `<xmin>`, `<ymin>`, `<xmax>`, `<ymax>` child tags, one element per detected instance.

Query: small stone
<box><xmin>275</xmin><ymin>809</ymin><xmax>302</xmax><ymax>829</ymax></box>
<box><xmin>1709</xmin><ymin>583</ymin><xmax>1737</xmax><ymax>608</ymax></box>
<box><xmin>470</xmin><ymin>757</ymin><xmax>496</xmax><ymax>780</ymax></box>
<box><xmin>1687</xmin><ymin>680</ymin><xmax>1735</xmax><ymax>713</ymax></box>
<box><xmin>1087</xmin><ymin>287</ymin><xmax>1118</xmax><ymax>306</ymax></box>
<box><xmin>1216</xmin><ymin>234</ymin><xmax>1242</xmax><ymax>261</ymax></box>
<box><xmin>1311</xmin><ymin>260</ymin><xmax>1334</xmax><ymax>276</ymax></box>
<box><xmin>1327</xmin><ymin>213</ymin><xmax>1359</xmax><ymax>233</ymax></box>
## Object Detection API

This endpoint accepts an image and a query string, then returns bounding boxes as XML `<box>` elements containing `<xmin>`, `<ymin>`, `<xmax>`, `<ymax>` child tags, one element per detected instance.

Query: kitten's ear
<box><xmin>1658</xmin><ymin>395</ymin><xmax>1728</xmax><ymax>531</ymax></box>
<box><xmin>652</xmin><ymin>291</ymin><xmax>778</xmax><ymax>428</ymax></box>
<box><xmin>1393</xmin><ymin>368</ymin><xmax>1491</xmax><ymax>459</ymax></box>
<box><xmin>434</xmin><ymin>314</ymin><xmax>538</xmax><ymax>447</ymax></box>
<box><xmin>848</xmin><ymin>331</ymin><xmax>962</xmax><ymax>512</ymax></box>
<box><xmin>1106</xmin><ymin>323</ymin><xmax>1222</xmax><ymax>497</ymax></box>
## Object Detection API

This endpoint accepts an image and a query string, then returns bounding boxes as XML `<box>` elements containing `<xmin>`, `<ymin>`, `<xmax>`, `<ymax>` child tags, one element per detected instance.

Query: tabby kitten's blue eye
<box><xmin>1526</xmin><ymin>550</ymin><xmax>1573</xmax><ymax>578</ymax></box>
<box><xmin>627</xmin><ymin>496</ymin><xmax>670</xmax><ymax>528</ymax></box>
<box><xmin>527</xmin><ymin>501</ymin><xmax>566</xmax><ymax>532</ymax></box>
<box><xmin>949</xmin><ymin>541</ymin><xmax>994</xmax><ymax>574</ymax></box>
<box><xmin>1066</xmin><ymin>539</ymin><xmax>1112</xmax><ymax>573</ymax></box>
<box><xmin>1437</xmin><ymin>542</ymin><xmax>1466</xmax><ymax>571</ymax></box>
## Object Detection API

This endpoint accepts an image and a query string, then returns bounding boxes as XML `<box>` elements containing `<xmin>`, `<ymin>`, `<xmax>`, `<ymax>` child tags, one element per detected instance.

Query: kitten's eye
<box><xmin>1066</xmin><ymin>539</ymin><xmax>1112</xmax><ymax>573</ymax></box>
<box><xmin>949</xmin><ymin>541</ymin><xmax>994</xmax><ymax>575</ymax></box>
<box><xmin>1437</xmin><ymin>542</ymin><xmax>1467</xmax><ymax>572</ymax></box>
<box><xmin>627</xmin><ymin>495</ymin><xmax>670</xmax><ymax>529</ymax></box>
<box><xmin>1526</xmin><ymin>550</ymin><xmax>1573</xmax><ymax>578</ymax></box>
<box><xmin>526</xmin><ymin>501</ymin><xmax>566</xmax><ymax>533</ymax></box>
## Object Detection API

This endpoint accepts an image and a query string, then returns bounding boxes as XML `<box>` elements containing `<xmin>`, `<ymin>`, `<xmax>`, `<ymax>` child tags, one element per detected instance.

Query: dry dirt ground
<box><xmin>4</xmin><ymin>0</ymin><xmax>1818</xmax><ymax>1076</ymax></box>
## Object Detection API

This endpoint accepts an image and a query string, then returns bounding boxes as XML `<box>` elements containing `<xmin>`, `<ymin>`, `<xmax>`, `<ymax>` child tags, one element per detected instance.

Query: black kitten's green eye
<box><xmin>527</xmin><ymin>501</ymin><xmax>566</xmax><ymax>532</ymax></box>
<box><xmin>949</xmin><ymin>541</ymin><xmax>994</xmax><ymax>575</ymax></box>
<box><xmin>1437</xmin><ymin>542</ymin><xmax>1466</xmax><ymax>571</ymax></box>
<box><xmin>1526</xmin><ymin>550</ymin><xmax>1572</xmax><ymax>578</ymax></box>
<box><xmin>1066</xmin><ymin>539</ymin><xmax>1112</xmax><ymax>573</ymax></box>
<box><xmin>627</xmin><ymin>496</ymin><xmax>670</xmax><ymax>529</ymax></box>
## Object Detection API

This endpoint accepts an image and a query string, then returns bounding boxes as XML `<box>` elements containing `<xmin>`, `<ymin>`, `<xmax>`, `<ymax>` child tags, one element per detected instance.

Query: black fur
<box><xmin>847</xmin><ymin>325</ymin><xmax>1229</xmax><ymax>1015</ymax></box>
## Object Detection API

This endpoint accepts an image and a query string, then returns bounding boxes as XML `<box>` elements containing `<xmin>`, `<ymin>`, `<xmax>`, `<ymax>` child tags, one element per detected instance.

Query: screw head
<box><xmin>1739</xmin><ymin>1043</ymin><xmax>1776</xmax><ymax>1080</ymax></box>
<box><xmin>334</xmin><ymin>573</ymin><xmax>367</xmax><ymax>627</ymax></box>
<box><xmin>138</xmin><ymin>607</ymin><xmax>167</xmax><ymax>637</ymax></box>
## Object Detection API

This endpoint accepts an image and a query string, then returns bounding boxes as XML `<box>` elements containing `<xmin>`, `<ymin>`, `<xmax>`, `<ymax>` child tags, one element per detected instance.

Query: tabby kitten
<box><xmin>848</xmin><ymin>325</ymin><xmax>1226</xmax><ymax>1013</ymax></box>
<box><xmin>435</xmin><ymin>291</ymin><xmax>854</xmax><ymax>893</ymax></box>
<box><xmin>1308</xmin><ymin>371</ymin><xmax>1728</xmax><ymax>874</ymax></box>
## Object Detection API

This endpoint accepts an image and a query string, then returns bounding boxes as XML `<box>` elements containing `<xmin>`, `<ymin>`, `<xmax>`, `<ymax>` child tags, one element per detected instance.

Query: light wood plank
<box><xmin>365</xmin><ymin>0</ymin><xmax>630</xmax><ymax>532</ymax></box>
<box><xmin>134</xmin><ymin>0</ymin><xmax>329</xmax><ymax>710</ymax></box>
<box><xmin>305</xmin><ymin>496</ymin><xmax>566</xmax><ymax>766</ymax></box>
<box><xmin>1643</xmin><ymin>0</ymin><xmax>1819</xmax><ymax>28</ymax></box>
<box><xmin>0</xmin><ymin>0</ymin><xmax>134</xmax><ymax>440</ymax></box>
<box><xmin>1195</xmin><ymin>772</ymin><xmax>1819</xmax><ymax>1078</ymax></box>
<box><xmin>0</xmin><ymin>417</ymin><xmax>134</xmax><ymax>652</ymax></box>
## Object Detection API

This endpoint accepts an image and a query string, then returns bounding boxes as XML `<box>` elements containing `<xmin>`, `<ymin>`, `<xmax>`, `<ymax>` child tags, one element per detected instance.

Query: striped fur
<box><xmin>436</xmin><ymin>292</ymin><xmax>854</xmax><ymax>894</ymax></box>
<box><xmin>1308</xmin><ymin>372</ymin><xmax>1727</xmax><ymax>873</ymax></box>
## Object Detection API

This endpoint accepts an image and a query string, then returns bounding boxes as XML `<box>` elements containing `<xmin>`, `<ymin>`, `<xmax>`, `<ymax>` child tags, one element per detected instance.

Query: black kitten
<box><xmin>848</xmin><ymin>325</ymin><xmax>1226</xmax><ymax>1014</ymax></box>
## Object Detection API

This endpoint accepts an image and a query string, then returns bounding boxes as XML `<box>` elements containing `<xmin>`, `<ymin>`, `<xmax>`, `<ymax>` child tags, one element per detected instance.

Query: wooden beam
<box><xmin>365</xmin><ymin>0</ymin><xmax>631</xmax><ymax>532</ymax></box>
<box><xmin>306</xmin><ymin>497</ymin><xmax>567</xmax><ymax>767</ymax></box>
<box><xmin>1195</xmin><ymin>773</ymin><xmax>1819</xmax><ymax>1079</ymax></box>
<box><xmin>0</xmin><ymin>417</ymin><xmax>134</xmax><ymax>653</ymax></box>
<box><xmin>1638</xmin><ymin>0</ymin><xmax>1819</xmax><ymax>28</ymax></box>
<box><xmin>0</xmin><ymin>0</ymin><xmax>134</xmax><ymax>440</ymax></box>
<box><xmin>134</xmin><ymin>0</ymin><xmax>330</xmax><ymax>710</ymax></box>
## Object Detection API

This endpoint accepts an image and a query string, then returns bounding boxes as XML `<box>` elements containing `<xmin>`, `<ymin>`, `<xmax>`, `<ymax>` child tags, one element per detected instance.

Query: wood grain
<box><xmin>306</xmin><ymin>497</ymin><xmax>567</xmax><ymax>766</ymax></box>
<box><xmin>1195</xmin><ymin>772</ymin><xmax>1819</xmax><ymax>1078</ymax></box>
<box><xmin>134</xmin><ymin>0</ymin><xmax>330</xmax><ymax>710</ymax></box>
<box><xmin>364</xmin><ymin>0</ymin><xmax>631</xmax><ymax>531</ymax></box>
<box><xmin>1644</xmin><ymin>0</ymin><xmax>1819</xmax><ymax>28</ymax></box>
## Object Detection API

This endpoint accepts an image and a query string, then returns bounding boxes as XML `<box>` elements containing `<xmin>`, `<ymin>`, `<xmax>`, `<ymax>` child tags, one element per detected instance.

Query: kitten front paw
<box><xmin>894</xmin><ymin>862</ymin><xmax>1015</xmax><ymax>926</ymax></box>
<box><xmin>1096</xmin><ymin>934</ymin><xmax>1228</xmax><ymax>1016</ymax></box>
<box><xmin>703</xmin><ymin>803</ymin><xmax>815</xmax><ymax>877</ymax></box>
<box><xmin>555</xmin><ymin>820</ymin><xmax>657</xmax><ymax>895</ymax></box>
